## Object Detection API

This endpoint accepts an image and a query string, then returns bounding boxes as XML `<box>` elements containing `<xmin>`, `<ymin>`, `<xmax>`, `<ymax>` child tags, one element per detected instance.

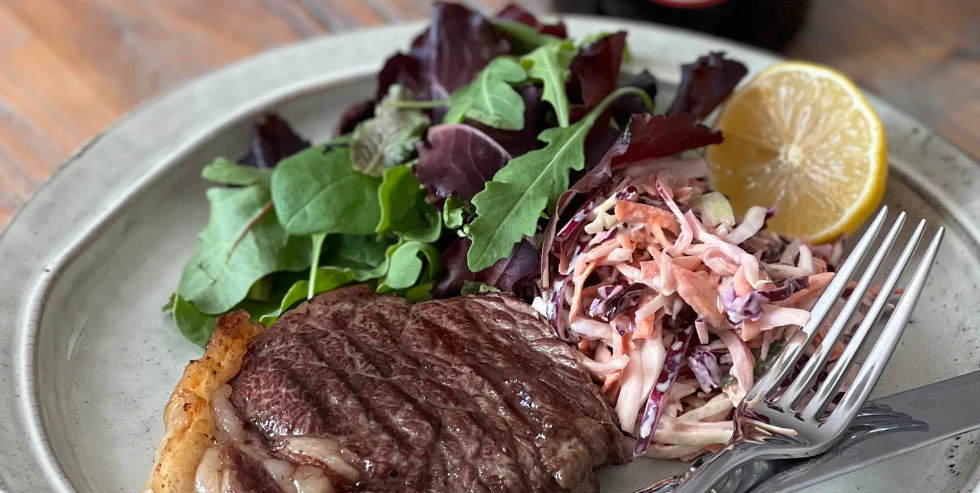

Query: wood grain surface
<box><xmin>0</xmin><ymin>0</ymin><xmax>977</xmax><ymax>226</ymax></box>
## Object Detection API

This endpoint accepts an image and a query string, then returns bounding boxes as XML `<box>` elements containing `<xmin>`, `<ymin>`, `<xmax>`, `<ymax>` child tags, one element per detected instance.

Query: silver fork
<box><xmin>637</xmin><ymin>207</ymin><xmax>945</xmax><ymax>493</ymax></box>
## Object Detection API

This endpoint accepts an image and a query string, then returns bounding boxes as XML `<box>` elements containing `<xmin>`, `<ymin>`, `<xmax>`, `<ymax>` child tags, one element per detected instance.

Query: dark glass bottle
<box><xmin>554</xmin><ymin>0</ymin><xmax>811</xmax><ymax>51</ymax></box>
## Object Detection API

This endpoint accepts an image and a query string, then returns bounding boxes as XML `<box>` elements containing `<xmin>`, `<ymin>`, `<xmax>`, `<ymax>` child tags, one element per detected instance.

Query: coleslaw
<box><xmin>536</xmin><ymin>157</ymin><xmax>856</xmax><ymax>459</ymax></box>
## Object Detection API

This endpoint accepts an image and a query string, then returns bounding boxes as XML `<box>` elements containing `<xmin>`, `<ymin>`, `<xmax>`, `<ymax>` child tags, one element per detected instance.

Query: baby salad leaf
<box><xmin>442</xmin><ymin>194</ymin><xmax>471</xmax><ymax>229</ymax></box>
<box><xmin>258</xmin><ymin>267</ymin><xmax>358</xmax><ymax>325</ymax></box>
<box><xmin>402</xmin><ymin>203</ymin><xmax>443</xmax><ymax>243</ymax></box>
<box><xmin>434</xmin><ymin>237</ymin><xmax>539</xmax><ymax>297</ymax></box>
<box><xmin>490</xmin><ymin>20</ymin><xmax>560</xmax><ymax>55</ymax></box>
<box><xmin>202</xmin><ymin>158</ymin><xmax>273</xmax><ymax>187</ymax></box>
<box><xmin>409</xmin><ymin>2</ymin><xmax>511</xmax><ymax>100</ymax></box>
<box><xmin>467</xmin><ymin>121</ymin><xmax>590</xmax><ymax>271</ymax></box>
<box><xmin>443</xmin><ymin>57</ymin><xmax>527</xmax><ymax>130</ymax></box>
<box><xmin>351</xmin><ymin>85</ymin><xmax>430</xmax><ymax>177</ymax></box>
<box><xmin>667</xmin><ymin>52</ymin><xmax>748</xmax><ymax>120</ymax></box>
<box><xmin>521</xmin><ymin>40</ymin><xmax>576</xmax><ymax>127</ymax></box>
<box><xmin>569</xmin><ymin>32</ymin><xmax>628</xmax><ymax>108</ymax></box>
<box><xmin>321</xmin><ymin>234</ymin><xmax>393</xmax><ymax>276</ymax></box>
<box><xmin>414</xmin><ymin>124</ymin><xmax>513</xmax><ymax>201</ymax></box>
<box><xmin>178</xmin><ymin>185</ymin><xmax>311</xmax><ymax>314</ymax></box>
<box><xmin>461</xmin><ymin>281</ymin><xmax>501</xmax><ymax>296</ymax></box>
<box><xmin>239</xmin><ymin>114</ymin><xmax>311</xmax><ymax>169</ymax></box>
<box><xmin>271</xmin><ymin>146</ymin><xmax>382</xmax><ymax>236</ymax></box>
<box><xmin>378</xmin><ymin>240</ymin><xmax>442</xmax><ymax>291</ymax></box>
<box><xmin>490</xmin><ymin>3</ymin><xmax>568</xmax><ymax>54</ymax></box>
<box><xmin>467</xmin><ymin>86</ymin><xmax>654</xmax><ymax>271</ymax></box>
<box><xmin>172</xmin><ymin>293</ymin><xmax>218</xmax><ymax>348</ymax></box>
<box><xmin>377</xmin><ymin>165</ymin><xmax>426</xmax><ymax>233</ymax></box>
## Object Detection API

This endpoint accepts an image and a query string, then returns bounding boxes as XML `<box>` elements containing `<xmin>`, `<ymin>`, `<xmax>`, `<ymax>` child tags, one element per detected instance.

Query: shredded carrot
<box><xmin>673</xmin><ymin>266</ymin><xmax>725</xmax><ymax>326</ymax></box>
<box><xmin>615</xmin><ymin>200</ymin><xmax>680</xmax><ymax>234</ymax></box>
<box><xmin>673</xmin><ymin>256</ymin><xmax>703</xmax><ymax>271</ymax></box>
<box><xmin>774</xmin><ymin>272</ymin><xmax>834</xmax><ymax>307</ymax></box>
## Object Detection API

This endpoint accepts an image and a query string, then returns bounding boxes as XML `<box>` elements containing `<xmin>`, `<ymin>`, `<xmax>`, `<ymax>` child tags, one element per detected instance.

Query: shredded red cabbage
<box><xmin>634</xmin><ymin>313</ymin><xmax>696</xmax><ymax>456</ymax></box>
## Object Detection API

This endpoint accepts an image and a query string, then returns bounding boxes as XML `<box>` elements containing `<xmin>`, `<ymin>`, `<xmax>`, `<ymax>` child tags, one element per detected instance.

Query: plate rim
<box><xmin>1</xmin><ymin>15</ymin><xmax>979</xmax><ymax>493</ymax></box>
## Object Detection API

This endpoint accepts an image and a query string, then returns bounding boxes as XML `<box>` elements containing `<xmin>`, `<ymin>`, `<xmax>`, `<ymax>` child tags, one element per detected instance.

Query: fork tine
<box><xmin>778</xmin><ymin>213</ymin><xmax>907</xmax><ymax>410</ymax></box>
<box><xmin>813</xmin><ymin>224</ymin><xmax>944</xmax><ymax>423</ymax></box>
<box><xmin>745</xmin><ymin>207</ymin><xmax>890</xmax><ymax>403</ymax></box>
<box><xmin>801</xmin><ymin>218</ymin><xmax>926</xmax><ymax>420</ymax></box>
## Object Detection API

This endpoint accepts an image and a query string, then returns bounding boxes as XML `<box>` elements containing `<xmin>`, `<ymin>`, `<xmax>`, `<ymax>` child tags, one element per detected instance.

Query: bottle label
<box><xmin>648</xmin><ymin>0</ymin><xmax>730</xmax><ymax>8</ymax></box>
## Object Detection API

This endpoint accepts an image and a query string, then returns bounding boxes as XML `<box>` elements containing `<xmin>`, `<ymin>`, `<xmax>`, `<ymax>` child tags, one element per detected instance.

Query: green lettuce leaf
<box><xmin>177</xmin><ymin>185</ymin><xmax>311</xmax><ymax>314</ymax></box>
<box><xmin>271</xmin><ymin>146</ymin><xmax>382</xmax><ymax>236</ymax></box>
<box><xmin>172</xmin><ymin>293</ymin><xmax>218</xmax><ymax>348</ymax></box>
<box><xmin>201</xmin><ymin>158</ymin><xmax>273</xmax><ymax>188</ymax></box>
<box><xmin>378</xmin><ymin>240</ymin><xmax>442</xmax><ymax>291</ymax></box>
<box><xmin>258</xmin><ymin>267</ymin><xmax>358</xmax><ymax>325</ymax></box>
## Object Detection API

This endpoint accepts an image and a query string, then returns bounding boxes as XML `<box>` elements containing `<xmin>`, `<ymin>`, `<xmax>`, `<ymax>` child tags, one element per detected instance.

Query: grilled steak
<box><xmin>227</xmin><ymin>286</ymin><xmax>627</xmax><ymax>492</ymax></box>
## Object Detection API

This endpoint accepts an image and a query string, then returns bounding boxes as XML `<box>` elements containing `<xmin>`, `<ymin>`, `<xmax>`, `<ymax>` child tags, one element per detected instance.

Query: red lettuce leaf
<box><xmin>334</xmin><ymin>99</ymin><xmax>375</xmax><ymax>137</ymax></box>
<box><xmin>414</xmin><ymin>124</ymin><xmax>512</xmax><ymax>202</ymax></box>
<box><xmin>409</xmin><ymin>2</ymin><xmax>511</xmax><ymax>101</ymax></box>
<box><xmin>238</xmin><ymin>114</ymin><xmax>311</xmax><ymax>169</ymax></box>
<box><xmin>377</xmin><ymin>53</ymin><xmax>426</xmax><ymax>100</ymax></box>
<box><xmin>495</xmin><ymin>3</ymin><xmax>568</xmax><ymax>39</ymax></box>
<box><xmin>611</xmin><ymin>70</ymin><xmax>657</xmax><ymax>126</ymax></box>
<box><xmin>569</xmin><ymin>32</ymin><xmax>628</xmax><ymax>108</ymax></box>
<box><xmin>667</xmin><ymin>52</ymin><xmax>748</xmax><ymax>120</ymax></box>
<box><xmin>468</xmin><ymin>84</ymin><xmax>548</xmax><ymax>157</ymax></box>
<box><xmin>433</xmin><ymin>237</ymin><xmax>539</xmax><ymax>298</ymax></box>
<box><xmin>606</xmin><ymin>113</ymin><xmax>723</xmax><ymax>170</ymax></box>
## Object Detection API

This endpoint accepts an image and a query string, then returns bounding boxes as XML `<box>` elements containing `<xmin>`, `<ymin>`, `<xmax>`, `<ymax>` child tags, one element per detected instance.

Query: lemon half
<box><xmin>706</xmin><ymin>61</ymin><xmax>887</xmax><ymax>243</ymax></box>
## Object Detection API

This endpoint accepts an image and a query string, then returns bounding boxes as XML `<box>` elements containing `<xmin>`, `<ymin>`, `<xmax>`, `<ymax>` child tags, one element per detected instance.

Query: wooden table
<box><xmin>0</xmin><ymin>0</ymin><xmax>978</xmax><ymax>226</ymax></box>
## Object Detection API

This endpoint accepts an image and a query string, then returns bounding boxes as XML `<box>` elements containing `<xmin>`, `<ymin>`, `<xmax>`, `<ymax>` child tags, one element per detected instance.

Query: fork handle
<box><xmin>639</xmin><ymin>444</ymin><xmax>766</xmax><ymax>493</ymax></box>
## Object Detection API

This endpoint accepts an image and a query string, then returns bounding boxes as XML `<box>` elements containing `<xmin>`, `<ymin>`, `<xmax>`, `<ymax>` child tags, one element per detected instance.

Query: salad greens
<box><xmin>467</xmin><ymin>86</ymin><xmax>654</xmax><ymax>271</ymax></box>
<box><xmin>351</xmin><ymin>85</ymin><xmax>430</xmax><ymax>176</ymax></box>
<box><xmin>443</xmin><ymin>57</ymin><xmax>527</xmax><ymax>130</ymax></box>
<box><xmin>521</xmin><ymin>40</ymin><xmax>576</xmax><ymax>128</ymax></box>
<box><xmin>166</xmin><ymin>1</ymin><xmax>747</xmax><ymax>347</ymax></box>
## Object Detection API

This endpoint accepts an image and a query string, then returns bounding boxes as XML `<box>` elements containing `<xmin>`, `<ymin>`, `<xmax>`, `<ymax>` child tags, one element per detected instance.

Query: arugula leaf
<box><xmin>172</xmin><ymin>293</ymin><xmax>218</xmax><ymax>348</ymax></box>
<box><xmin>258</xmin><ymin>267</ymin><xmax>357</xmax><ymax>325</ymax></box>
<box><xmin>443</xmin><ymin>194</ymin><xmax>471</xmax><ymax>229</ymax></box>
<box><xmin>521</xmin><ymin>40</ymin><xmax>576</xmax><ymax>127</ymax></box>
<box><xmin>271</xmin><ymin>146</ymin><xmax>382</xmax><ymax>236</ymax></box>
<box><xmin>490</xmin><ymin>19</ymin><xmax>560</xmax><ymax>55</ymax></box>
<box><xmin>178</xmin><ymin>185</ymin><xmax>311</xmax><ymax>314</ymax></box>
<box><xmin>378</xmin><ymin>241</ymin><xmax>442</xmax><ymax>291</ymax></box>
<box><xmin>443</xmin><ymin>57</ymin><xmax>527</xmax><ymax>130</ymax></box>
<box><xmin>467</xmin><ymin>122</ymin><xmax>589</xmax><ymax>271</ymax></box>
<box><xmin>377</xmin><ymin>166</ymin><xmax>425</xmax><ymax>234</ymax></box>
<box><xmin>202</xmin><ymin>158</ymin><xmax>273</xmax><ymax>187</ymax></box>
<box><xmin>467</xmin><ymin>86</ymin><xmax>653</xmax><ymax>271</ymax></box>
<box><xmin>351</xmin><ymin>85</ymin><xmax>430</xmax><ymax>177</ymax></box>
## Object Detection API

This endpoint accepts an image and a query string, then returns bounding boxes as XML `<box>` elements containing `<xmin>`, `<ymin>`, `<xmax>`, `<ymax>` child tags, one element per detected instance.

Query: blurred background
<box><xmin>0</xmin><ymin>0</ymin><xmax>977</xmax><ymax>226</ymax></box>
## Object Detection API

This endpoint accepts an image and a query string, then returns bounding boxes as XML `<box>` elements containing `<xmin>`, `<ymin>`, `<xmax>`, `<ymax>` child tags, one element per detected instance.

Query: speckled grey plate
<box><xmin>0</xmin><ymin>17</ymin><xmax>978</xmax><ymax>493</ymax></box>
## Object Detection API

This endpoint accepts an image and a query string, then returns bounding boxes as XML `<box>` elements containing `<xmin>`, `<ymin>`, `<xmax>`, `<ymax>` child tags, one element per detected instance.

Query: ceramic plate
<box><xmin>1</xmin><ymin>17</ymin><xmax>979</xmax><ymax>493</ymax></box>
